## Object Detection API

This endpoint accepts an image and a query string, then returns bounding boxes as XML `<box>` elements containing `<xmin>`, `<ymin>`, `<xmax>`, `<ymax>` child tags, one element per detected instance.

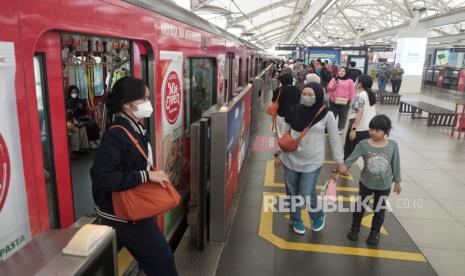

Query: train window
<box><xmin>34</xmin><ymin>54</ymin><xmax>60</xmax><ymax>228</ymax></box>
<box><xmin>238</xmin><ymin>58</ymin><xmax>242</xmax><ymax>87</ymax></box>
<box><xmin>225</xmin><ymin>52</ymin><xmax>234</xmax><ymax>102</ymax></box>
<box><xmin>184</xmin><ymin>58</ymin><xmax>216</xmax><ymax>133</ymax></box>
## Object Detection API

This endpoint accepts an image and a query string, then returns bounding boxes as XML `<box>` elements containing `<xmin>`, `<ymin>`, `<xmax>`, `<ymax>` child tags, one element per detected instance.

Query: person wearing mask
<box><xmin>348</xmin><ymin>61</ymin><xmax>362</xmax><ymax>82</ymax></box>
<box><xmin>295</xmin><ymin>70</ymin><xmax>306</xmax><ymax>92</ymax></box>
<box><xmin>326</xmin><ymin>67</ymin><xmax>356</xmax><ymax>133</ymax></box>
<box><xmin>271</xmin><ymin>73</ymin><xmax>301</xmax><ymax>138</ymax></box>
<box><xmin>275</xmin><ymin>82</ymin><xmax>346</xmax><ymax>235</ymax></box>
<box><xmin>376</xmin><ymin>63</ymin><xmax>390</xmax><ymax>93</ymax></box>
<box><xmin>390</xmin><ymin>63</ymin><xmax>404</xmax><ymax>94</ymax></box>
<box><xmin>91</xmin><ymin>77</ymin><xmax>179</xmax><ymax>276</ymax></box>
<box><xmin>66</xmin><ymin>85</ymin><xmax>100</xmax><ymax>149</ymax></box>
<box><xmin>344</xmin><ymin>74</ymin><xmax>377</xmax><ymax>159</ymax></box>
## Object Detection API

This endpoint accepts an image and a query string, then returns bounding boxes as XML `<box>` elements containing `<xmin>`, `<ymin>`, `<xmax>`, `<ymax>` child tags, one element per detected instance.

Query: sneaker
<box><xmin>293</xmin><ymin>220</ymin><xmax>306</xmax><ymax>235</ymax></box>
<box><xmin>347</xmin><ymin>227</ymin><xmax>360</xmax><ymax>241</ymax></box>
<box><xmin>89</xmin><ymin>141</ymin><xmax>98</xmax><ymax>150</ymax></box>
<box><xmin>312</xmin><ymin>214</ymin><xmax>325</xmax><ymax>232</ymax></box>
<box><xmin>338</xmin><ymin>129</ymin><xmax>344</xmax><ymax>135</ymax></box>
<box><xmin>366</xmin><ymin>231</ymin><xmax>380</xmax><ymax>245</ymax></box>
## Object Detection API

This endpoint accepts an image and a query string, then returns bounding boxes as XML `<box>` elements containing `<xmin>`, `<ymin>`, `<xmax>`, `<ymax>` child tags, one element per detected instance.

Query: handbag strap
<box><xmin>110</xmin><ymin>125</ymin><xmax>148</xmax><ymax>161</ymax></box>
<box><xmin>275</xmin><ymin>87</ymin><xmax>282</xmax><ymax>102</ymax></box>
<box><xmin>298</xmin><ymin>106</ymin><xmax>326</xmax><ymax>139</ymax></box>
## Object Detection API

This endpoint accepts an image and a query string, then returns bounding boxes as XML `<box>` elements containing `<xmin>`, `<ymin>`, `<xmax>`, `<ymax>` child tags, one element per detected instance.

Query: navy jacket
<box><xmin>90</xmin><ymin>112</ymin><xmax>150</xmax><ymax>219</ymax></box>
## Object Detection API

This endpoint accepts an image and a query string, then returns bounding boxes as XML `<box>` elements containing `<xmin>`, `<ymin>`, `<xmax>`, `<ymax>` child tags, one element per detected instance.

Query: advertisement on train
<box><xmin>0</xmin><ymin>42</ymin><xmax>31</xmax><ymax>261</ymax></box>
<box><xmin>160</xmin><ymin>51</ymin><xmax>185</xmax><ymax>237</ymax></box>
<box><xmin>217</xmin><ymin>54</ymin><xmax>225</xmax><ymax>105</ymax></box>
<box><xmin>224</xmin><ymin>90</ymin><xmax>252</xmax><ymax>217</ymax></box>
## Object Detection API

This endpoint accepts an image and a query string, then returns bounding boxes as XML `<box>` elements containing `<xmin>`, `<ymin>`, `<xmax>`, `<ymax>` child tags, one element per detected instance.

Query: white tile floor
<box><xmin>374</xmin><ymin>84</ymin><xmax>465</xmax><ymax>276</ymax></box>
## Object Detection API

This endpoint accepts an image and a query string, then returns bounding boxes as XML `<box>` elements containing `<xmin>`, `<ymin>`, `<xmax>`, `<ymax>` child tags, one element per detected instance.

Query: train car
<box><xmin>0</xmin><ymin>0</ymin><xmax>266</xmax><ymax>260</ymax></box>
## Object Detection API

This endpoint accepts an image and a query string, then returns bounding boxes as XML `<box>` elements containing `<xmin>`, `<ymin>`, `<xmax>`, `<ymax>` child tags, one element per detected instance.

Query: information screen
<box><xmin>395</xmin><ymin>38</ymin><xmax>427</xmax><ymax>75</ymax></box>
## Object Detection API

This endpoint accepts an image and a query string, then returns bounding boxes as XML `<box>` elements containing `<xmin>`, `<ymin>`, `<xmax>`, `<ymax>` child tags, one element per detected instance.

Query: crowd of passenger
<box><xmin>270</xmin><ymin>58</ymin><xmax>402</xmax><ymax>247</ymax></box>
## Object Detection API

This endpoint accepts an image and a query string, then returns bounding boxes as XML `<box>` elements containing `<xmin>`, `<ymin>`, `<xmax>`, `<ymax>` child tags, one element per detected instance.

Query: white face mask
<box><xmin>132</xmin><ymin>101</ymin><xmax>153</xmax><ymax>119</ymax></box>
<box><xmin>71</xmin><ymin>93</ymin><xmax>78</xmax><ymax>99</ymax></box>
<box><xmin>301</xmin><ymin>95</ymin><xmax>316</xmax><ymax>106</ymax></box>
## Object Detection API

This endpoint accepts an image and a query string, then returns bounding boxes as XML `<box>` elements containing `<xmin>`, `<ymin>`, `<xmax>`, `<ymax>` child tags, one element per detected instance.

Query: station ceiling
<box><xmin>172</xmin><ymin>0</ymin><xmax>465</xmax><ymax>51</ymax></box>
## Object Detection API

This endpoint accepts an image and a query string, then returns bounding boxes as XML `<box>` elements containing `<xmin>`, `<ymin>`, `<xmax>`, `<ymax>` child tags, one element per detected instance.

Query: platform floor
<box><xmin>214</xmin><ymin>86</ymin><xmax>465</xmax><ymax>276</ymax></box>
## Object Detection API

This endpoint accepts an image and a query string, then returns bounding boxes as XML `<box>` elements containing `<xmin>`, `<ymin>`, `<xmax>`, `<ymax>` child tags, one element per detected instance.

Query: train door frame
<box><xmin>33</xmin><ymin>32</ymin><xmax>75</xmax><ymax>228</ymax></box>
<box><xmin>31</xmin><ymin>31</ymin><xmax>157</xmax><ymax>229</ymax></box>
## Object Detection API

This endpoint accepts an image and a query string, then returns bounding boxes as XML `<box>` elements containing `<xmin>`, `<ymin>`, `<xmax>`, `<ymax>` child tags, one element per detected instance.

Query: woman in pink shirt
<box><xmin>326</xmin><ymin>67</ymin><xmax>355</xmax><ymax>132</ymax></box>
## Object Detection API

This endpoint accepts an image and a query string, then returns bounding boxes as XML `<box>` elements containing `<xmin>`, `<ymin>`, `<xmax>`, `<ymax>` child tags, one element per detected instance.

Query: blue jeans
<box><xmin>378</xmin><ymin>79</ymin><xmax>387</xmax><ymax>92</ymax></box>
<box><xmin>284</xmin><ymin>165</ymin><xmax>323</xmax><ymax>223</ymax></box>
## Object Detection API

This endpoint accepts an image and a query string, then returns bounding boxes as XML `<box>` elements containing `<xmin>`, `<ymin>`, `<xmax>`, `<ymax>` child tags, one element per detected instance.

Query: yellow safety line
<box><xmin>259</xmin><ymin>192</ymin><xmax>427</xmax><ymax>262</ymax></box>
<box><xmin>118</xmin><ymin>247</ymin><xmax>135</xmax><ymax>276</ymax></box>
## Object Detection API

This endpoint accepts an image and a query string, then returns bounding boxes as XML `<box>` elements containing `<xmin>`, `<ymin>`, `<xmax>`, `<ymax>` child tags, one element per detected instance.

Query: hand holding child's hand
<box><xmin>393</xmin><ymin>183</ymin><xmax>402</xmax><ymax>194</ymax></box>
<box><xmin>274</xmin><ymin>157</ymin><xmax>281</xmax><ymax>168</ymax></box>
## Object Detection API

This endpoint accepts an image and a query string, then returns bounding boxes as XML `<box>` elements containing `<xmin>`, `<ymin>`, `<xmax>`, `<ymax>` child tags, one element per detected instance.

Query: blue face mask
<box><xmin>301</xmin><ymin>95</ymin><xmax>316</xmax><ymax>106</ymax></box>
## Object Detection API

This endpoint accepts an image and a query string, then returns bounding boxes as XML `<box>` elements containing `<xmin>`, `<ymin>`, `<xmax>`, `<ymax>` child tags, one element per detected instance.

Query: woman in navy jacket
<box><xmin>90</xmin><ymin>76</ymin><xmax>178</xmax><ymax>276</ymax></box>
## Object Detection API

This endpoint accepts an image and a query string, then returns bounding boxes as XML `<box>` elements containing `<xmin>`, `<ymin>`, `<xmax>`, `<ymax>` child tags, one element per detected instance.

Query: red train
<box><xmin>0</xmin><ymin>0</ymin><xmax>267</xmax><ymax>260</ymax></box>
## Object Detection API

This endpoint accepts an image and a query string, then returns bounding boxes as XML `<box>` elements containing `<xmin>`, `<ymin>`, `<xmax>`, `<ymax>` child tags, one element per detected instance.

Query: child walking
<box><xmin>343</xmin><ymin>114</ymin><xmax>401</xmax><ymax>245</ymax></box>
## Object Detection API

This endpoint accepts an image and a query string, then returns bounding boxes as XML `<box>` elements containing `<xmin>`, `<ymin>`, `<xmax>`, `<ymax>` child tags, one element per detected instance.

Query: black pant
<box><xmin>352</xmin><ymin>182</ymin><xmax>391</xmax><ymax>234</ymax></box>
<box><xmin>103</xmin><ymin>218</ymin><xmax>179</xmax><ymax>276</ymax></box>
<box><xmin>391</xmin><ymin>79</ymin><xmax>402</xmax><ymax>94</ymax></box>
<box><xmin>329</xmin><ymin>101</ymin><xmax>350</xmax><ymax>130</ymax></box>
<box><xmin>344</xmin><ymin>122</ymin><xmax>369</xmax><ymax>159</ymax></box>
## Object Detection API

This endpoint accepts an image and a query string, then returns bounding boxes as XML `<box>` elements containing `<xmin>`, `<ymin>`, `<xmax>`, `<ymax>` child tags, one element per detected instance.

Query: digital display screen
<box><xmin>395</xmin><ymin>38</ymin><xmax>427</xmax><ymax>76</ymax></box>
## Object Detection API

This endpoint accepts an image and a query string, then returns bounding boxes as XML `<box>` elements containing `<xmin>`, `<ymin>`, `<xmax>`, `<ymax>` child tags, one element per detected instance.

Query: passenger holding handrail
<box><xmin>275</xmin><ymin>82</ymin><xmax>346</xmax><ymax>235</ymax></box>
<box><xmin>90</xmin><ymin>77</ymin><xmax>179</xmax><ymax>276</ymax></box>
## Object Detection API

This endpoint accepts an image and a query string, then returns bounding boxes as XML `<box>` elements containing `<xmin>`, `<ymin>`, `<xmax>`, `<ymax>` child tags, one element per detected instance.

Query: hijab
<box><xmin>285</xmin><ymin>82</ymin><xmax>328</xmax><ymax>132</ymax></box>
<box><xmin>338</xmin><ymin>67</ymin><xmax>350</xmax><ymax>80</ymax></box>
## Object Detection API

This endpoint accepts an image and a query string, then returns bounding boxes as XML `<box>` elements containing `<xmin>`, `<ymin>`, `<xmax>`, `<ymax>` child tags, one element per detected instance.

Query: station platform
<box><xmin>208</xmin><ymin>86</ymin><xmax>465</xmax><ymax>276</ymax></box>
<box><xmin>213</xmin><ymin>114</ymin><xmax>435</xmax><ymax>275</ymax></box>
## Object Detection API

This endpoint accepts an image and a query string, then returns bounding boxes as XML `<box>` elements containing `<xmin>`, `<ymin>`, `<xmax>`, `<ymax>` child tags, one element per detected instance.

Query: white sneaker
<box><xmin>89</xmin><ymin>141</ymin><xmax>98</xmax><ymax>150</ymax></box>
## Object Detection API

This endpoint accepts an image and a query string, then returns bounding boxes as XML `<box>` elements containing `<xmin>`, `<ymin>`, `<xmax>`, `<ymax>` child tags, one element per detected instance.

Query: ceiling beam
<box><xmin>335</xmin><ymin>3</ymin><xmax>356</xmax><ymax>34</ymax></box>
<box><xmin>427</xmin><ymin>32</ymin><xmax>465</xmax><ymax>44</ymax></box>
<box><xmin>289</xmin><ymin>0</ymin><xmax>334</xmax><ymax>42</ymax></box>
<box><xmin>245</xmin><ymin>14</ymin><xmax>294</xmax><ymax>33</ymax></box>
<box><xmin>402</xmin><ymin>0</ymin><xmax>415</xmax><ymax>18</ymax></box>
<box><xmin>229</xmin><ymin>0</ymin><xmax>296</xmax><ymax>26</ymax></box>
<box><xmin>338</xmin><ymin>7</ymin><xmax>465</xmax><ymax>44</ymax></box>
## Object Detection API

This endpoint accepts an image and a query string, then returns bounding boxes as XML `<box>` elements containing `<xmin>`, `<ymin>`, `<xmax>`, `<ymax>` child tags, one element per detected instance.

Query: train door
<box><xmin>184</xmin><ymin>57</ymin><xmax>216</xmax><ymax>249</ymax></box>
<box><xmin>32</xmin><ymin>31</ymin><xmax>147</xmax><ymax>228</ymax></box>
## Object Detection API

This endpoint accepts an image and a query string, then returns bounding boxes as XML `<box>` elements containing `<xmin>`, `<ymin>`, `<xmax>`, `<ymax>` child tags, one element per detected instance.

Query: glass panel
<box><xmin>34</xmin><ymin>54</ymin><xmax>60</xmax><ymax>228</ymax></box>
<box><xmin>190</xmin><ymin>58</ymin><xmax>215</xmax><ymax>125</ymax></box>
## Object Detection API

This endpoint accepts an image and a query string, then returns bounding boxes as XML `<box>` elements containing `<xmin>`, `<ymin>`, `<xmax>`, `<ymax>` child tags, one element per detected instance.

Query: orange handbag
<box><xmin>266</xmin><ymin>88</ymin><xmax>281</xmax><ymax>117</ymax></box>
<box><xmin>109</xmin><ymin>125</ymin><xmax>181</xmax><ymax>221</ymax></box>
<box><xmin>278</xmin><ymin>106</ymin><xmax>325</xmax><ymax>152</ymax></box>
